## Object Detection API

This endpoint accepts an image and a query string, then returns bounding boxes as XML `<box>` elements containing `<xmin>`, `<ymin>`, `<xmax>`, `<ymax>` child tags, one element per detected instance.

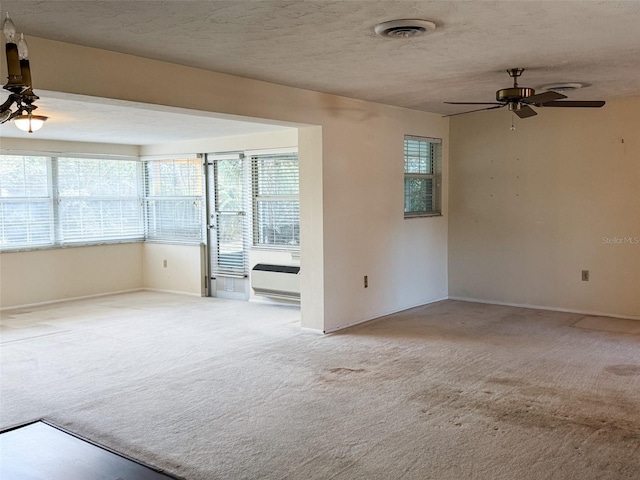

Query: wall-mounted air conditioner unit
<box><xmin>251</xmin><ymin>264</ymin><xmax>300</xmax><ymax>300</ymax></box>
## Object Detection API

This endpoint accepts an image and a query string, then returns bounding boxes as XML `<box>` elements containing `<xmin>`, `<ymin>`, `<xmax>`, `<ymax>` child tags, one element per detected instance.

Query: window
<box><xmin>252</xmin><ymin>153</ymin><xmax>299</xmax><ymax>248</ymax></box>
<box><xmin>143</xmin><ymin>158</ymin><xmax>204</xmax><ymax>243</ymax></box>
<box><xmin>0</xmin><ymin>151</ymin><xmax>298</xmax><ymax>252</ymax></box>
<box><xmin>58</xmin><ymin>158</ymin><xmax>142</xmax><ymax>243</ymax></box>
<box><xmin>0</xmin><ymin>155</ymin><xmax>53</xmax><ymax>249</ymax></box>
<box><xmin>0</xmin><ymin>155</ymin><xmax>142</xmax><ymax>250</ymax></box>
<box><xmin>404</xmin><ymin>135</ymin><xmax>442</xmax><ymax>217</ymax></box>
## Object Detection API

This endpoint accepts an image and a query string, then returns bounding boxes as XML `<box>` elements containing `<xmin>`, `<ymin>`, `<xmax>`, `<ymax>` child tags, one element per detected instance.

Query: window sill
<box><xmin>404</xmin><ymin>212</ymin><xmax>443</xmax><ymax>219</ymax></box>
<box><xmin>251</xmin><ymin>245</ymin><xmax>300</xmax><ymax>253</ymax></box>
<box><xmin>0</xmin><ymin>239</ymin><xmax>145</xmax><ymax>254</ymax></box>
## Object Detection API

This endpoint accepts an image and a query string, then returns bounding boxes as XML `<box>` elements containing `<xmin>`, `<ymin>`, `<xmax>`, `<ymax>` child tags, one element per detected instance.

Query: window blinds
<box><xmin>251</xmin><ymin>153</ymin><xmax>300</xmax><ymax>248</ymax></box>
<box><xmin>0</xmin><ymin>155</ymin><xmax>53</xmax><ymax>248</ymax></box>
<box><xmin>143</xmin><ymin>158</ymin><xmax>204</xmax><ymax>243</ymax></box>
<box><xmin>404</xmin><ymin>136</ymin><xmax>442</xmax><ymax>216</ymax></box>
<box><xmin>208</xmin><ymin>154</ymin><xmax>251</xmax><ymax>275</ymax></box>
<box><xmin>57</xmin><ymin>158</ymin><xmax>143</xmax><ymax>243</ymax></box>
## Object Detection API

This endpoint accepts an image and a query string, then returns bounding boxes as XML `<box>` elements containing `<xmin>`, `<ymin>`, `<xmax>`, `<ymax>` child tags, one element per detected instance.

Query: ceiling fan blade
<box><xmin>514</xmin><ymin>105</ymin><xmax>537</xmax><ymax>119</ymax></box>
<box><xmin>522</xmin><ymin>91</ymin><xmax>566</xmax><ymax>105</ymax></box>
<box><xmin>444</xmin><ymin>102</ymin><xmax>503</xmax><ymax>105</ymax></box>
<box><xmin>540</xmin><ymin>100</ymin><xmax>606</xmax><ymax>108</ymax></box>
<box><xmin>442</xmin><ymin>105</ymin><xmax>505</xmax><ymax>117</ymax></box>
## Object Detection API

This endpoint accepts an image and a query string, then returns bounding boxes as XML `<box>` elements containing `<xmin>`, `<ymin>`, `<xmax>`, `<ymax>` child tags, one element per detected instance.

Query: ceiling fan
<box><xmin>444</xmin><ymin>68</ymin><xmax>605</xmax><ymax>118</ymax></box>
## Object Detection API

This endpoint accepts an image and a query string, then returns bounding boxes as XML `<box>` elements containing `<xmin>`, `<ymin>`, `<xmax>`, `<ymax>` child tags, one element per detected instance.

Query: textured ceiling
<box><xmin>1</xmin><ymin>0</ymin><xmax>640</xmax><ymax>143</ymax></box>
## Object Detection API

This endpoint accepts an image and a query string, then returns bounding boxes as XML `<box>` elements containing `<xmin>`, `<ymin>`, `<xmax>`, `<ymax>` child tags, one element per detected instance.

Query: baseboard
<box><xmin>142</xmin><ymin>288</ymin><xmax>204</xmax><ymax>298</ymax></box>
<box><xmin>323</xmin><ymin>296</ymin><xmax>449</xmax><ymax>334</ymax></box>
<box><xmin>0</xmin><ymin>288</ymin><xmax>145</xmax><ymax>311</ymax></box>
<box><xmin>301</xmin><ymin>327</ymin><xmax>324</xmax><ymax>335</ymax></box>
<box><xmin>448</xmin><ymin>296</ymin><xmax>640</xmax><ymax>321</ymax></box>
<box><xmin>248</xmin><ymin>297</ymin><xmax>301</xmax><ymax>308</ymax></box>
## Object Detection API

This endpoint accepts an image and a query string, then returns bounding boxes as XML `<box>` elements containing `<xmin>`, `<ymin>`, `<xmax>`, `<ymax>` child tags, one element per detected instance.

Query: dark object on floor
<box><xmin>0</xmin><ymin>420</ymin><xmax>181</xmax><ymax>480</ymax></box>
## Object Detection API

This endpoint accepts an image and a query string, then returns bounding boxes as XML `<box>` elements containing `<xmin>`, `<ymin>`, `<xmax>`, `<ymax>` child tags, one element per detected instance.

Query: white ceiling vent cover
<box><xmin>374</xmin><ymin>19</ymin><xmax>436</xmax><ymax>38</ymax></box>
<box><xmin>539</xmin><ymin>82</ymin><xmax>585</xmax><ymax>93</ymax></box>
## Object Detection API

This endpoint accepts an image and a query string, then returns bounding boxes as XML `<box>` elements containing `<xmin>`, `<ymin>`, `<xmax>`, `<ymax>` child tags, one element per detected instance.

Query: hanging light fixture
<box><xmin>0</xmin><ymin>13</ymin><xmax>48</xmax><ymax>133</ymax></box>
<box><xmin>13</xmin><ymin>113</ymin><xmax>47</xmax><ymax>132</ymax></box>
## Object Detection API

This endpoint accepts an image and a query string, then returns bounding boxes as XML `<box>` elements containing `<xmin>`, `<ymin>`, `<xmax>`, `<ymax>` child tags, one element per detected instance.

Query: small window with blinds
<box><xmin>58</xmin><ymin>158</ymin><xmax>143</xmax><ymax>243</ymax></box>
<box><xmin>404</xmin><ymin>135</ymin><xmax>442</xmax><ymax>217</ymax></box>
<box><xmin>252</xmin><ymin>153</ymin><xmax>299</xmax><ymax>248</ymax></box>
<box><xmin>0</xmin><ymin>155</ymin><xmax>54</xmax><ymax>249</ymax></box>
<box><xmin>143</xmin><ymin>158</ymin><xmax>204</xmax><ymax>243</ymax></box>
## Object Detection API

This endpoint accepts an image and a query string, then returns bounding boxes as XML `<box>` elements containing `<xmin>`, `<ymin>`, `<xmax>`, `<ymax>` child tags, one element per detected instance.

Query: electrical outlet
<box><xmin>582</xmin><ymin>270</ymin><xmax>589</xmax><ymax>281</ymax></box>
<box><xmin>364</xmin><ymin>275</ymin><xmax>368</xmax><ymax>288</ymax></box>
<box><xmin>163</xmin><ymin>260</ymin><xmax>168</xmax><ymax>268</ymax></box>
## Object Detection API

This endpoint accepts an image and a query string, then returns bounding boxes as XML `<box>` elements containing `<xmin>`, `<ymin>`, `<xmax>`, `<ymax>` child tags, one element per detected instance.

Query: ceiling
<box><xmin>0</xmin><ymin>93</ymin><xmax>297</xmax><ymax>145</ymax></box>
<box><xmin>2</xmin><ymin>1</ymin><xmax>640</xmax><ymax>144</ymax></box>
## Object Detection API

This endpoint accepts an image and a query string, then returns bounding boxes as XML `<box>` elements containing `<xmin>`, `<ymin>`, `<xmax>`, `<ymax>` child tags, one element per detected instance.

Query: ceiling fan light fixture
<box><xmin>374</xmin><ymin>19</ymin><xmax>436</xmax><ymax>38</ymax></box>
<box><xmin>14</xmin><ymin>113</ymin><xmax>47</xmax><ymax>133</ymax></box>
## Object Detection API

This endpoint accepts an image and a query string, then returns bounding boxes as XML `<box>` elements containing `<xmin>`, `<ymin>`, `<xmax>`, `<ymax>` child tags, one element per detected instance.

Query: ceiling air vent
<box><xmin>374</xmin><ymin>19</ymin><xmax>436</xmax><ymax>38</ymax></box>
<box><xmin>538</xmin><ymin>83</ymin><xmax>584</xmax><ymax>93</ymax></box>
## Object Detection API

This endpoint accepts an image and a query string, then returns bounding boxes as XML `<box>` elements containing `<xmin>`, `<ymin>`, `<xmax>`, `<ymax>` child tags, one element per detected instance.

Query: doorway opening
<box><xmin>204</xmin><ymin>149</ymin><xmax>300</xmax><ymax>303</ymax></box>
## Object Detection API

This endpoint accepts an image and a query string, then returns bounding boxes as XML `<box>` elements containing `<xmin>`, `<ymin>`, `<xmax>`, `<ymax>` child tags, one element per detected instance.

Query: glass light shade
<box><xmin>14</xmin><ymin>114</ymin><xmax>47</xmax><ymax>133</ymax></box>
<box><xmin>2</xmin><ymin>13</ymin><xmax>16</xmax><ymax>42</ymax></box>
<box><xmin>17</xmin><ymin>33</ymin><xmax>29</xmax><ymax>59</ymax></box>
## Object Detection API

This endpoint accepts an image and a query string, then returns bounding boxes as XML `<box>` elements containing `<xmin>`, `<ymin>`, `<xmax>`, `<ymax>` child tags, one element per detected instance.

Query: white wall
<box><xmin>142</xmin><ymin>243</ymin><xmax>204</xmax><ymax>296</ymax></box>
<box><xmin>320</xmin><ymin>110</ymin><xmax>449</xmax><ymax>332</ymax></box>
<box><xmin>0</xmin><ymin>243</ymin><xmax>143</xmax><ymax>308</ymax></box>
<box><xmin>297</xmin><ymin>126</ymin><xmax>324</xmax><ymax>330</ymax></box>
<box><xmin>25</xmin><ymin>37</ymin><xmax>449</xmax><ymax>332</ymax></box>
<box><xmin>449</xmin><ymin>96</ymin><xmax>640</xmax><ymax>319</ymax></box>
<box><xmin>140</xmin><ymin>129</ymin><xmax>298</xmax><ymax>157</ymax></box>
<box><xmin>0</xmin><ymin>137</ymin><xmax>140</xmax><ymax>157</ymax></box>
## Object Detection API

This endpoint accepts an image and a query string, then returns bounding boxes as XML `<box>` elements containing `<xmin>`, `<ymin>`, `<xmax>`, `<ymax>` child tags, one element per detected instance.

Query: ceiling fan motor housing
<box><xmin>496</xmin><ymin>87</ymin><xmax>535</xmax><ymax>103</ymax></box>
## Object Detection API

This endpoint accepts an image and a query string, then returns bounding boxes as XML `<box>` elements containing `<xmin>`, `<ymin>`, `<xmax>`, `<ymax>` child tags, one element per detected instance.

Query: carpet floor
<box><xmin>1</xmin><ymin>292</ymin><xmax>638</xmax><ymax>479</ymax></box>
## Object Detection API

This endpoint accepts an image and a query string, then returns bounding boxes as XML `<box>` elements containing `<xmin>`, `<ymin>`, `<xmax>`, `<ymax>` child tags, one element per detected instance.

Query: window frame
<box><xmin>56</xmin><ymin>156</ymin><xmax>144</xmax><ymax>245</ymax></box>
<box><xmin>141</xmin><ymin>157</ymin><xmax>205</xmax><ymax>245</ymax></box>
<box><xmin>403</xmin><ymin>135</ymin><xmax>443</xmax><ymax>218</ymax></box>
<box><xmin>251</xmin><ymin>152</ymin><xmax>300</xmax><ymax>251</ymax></box>
<box><xmin>0</xmin><ymin>155</ymin><xmax>55</xmax><ymax>250</ymax></box>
